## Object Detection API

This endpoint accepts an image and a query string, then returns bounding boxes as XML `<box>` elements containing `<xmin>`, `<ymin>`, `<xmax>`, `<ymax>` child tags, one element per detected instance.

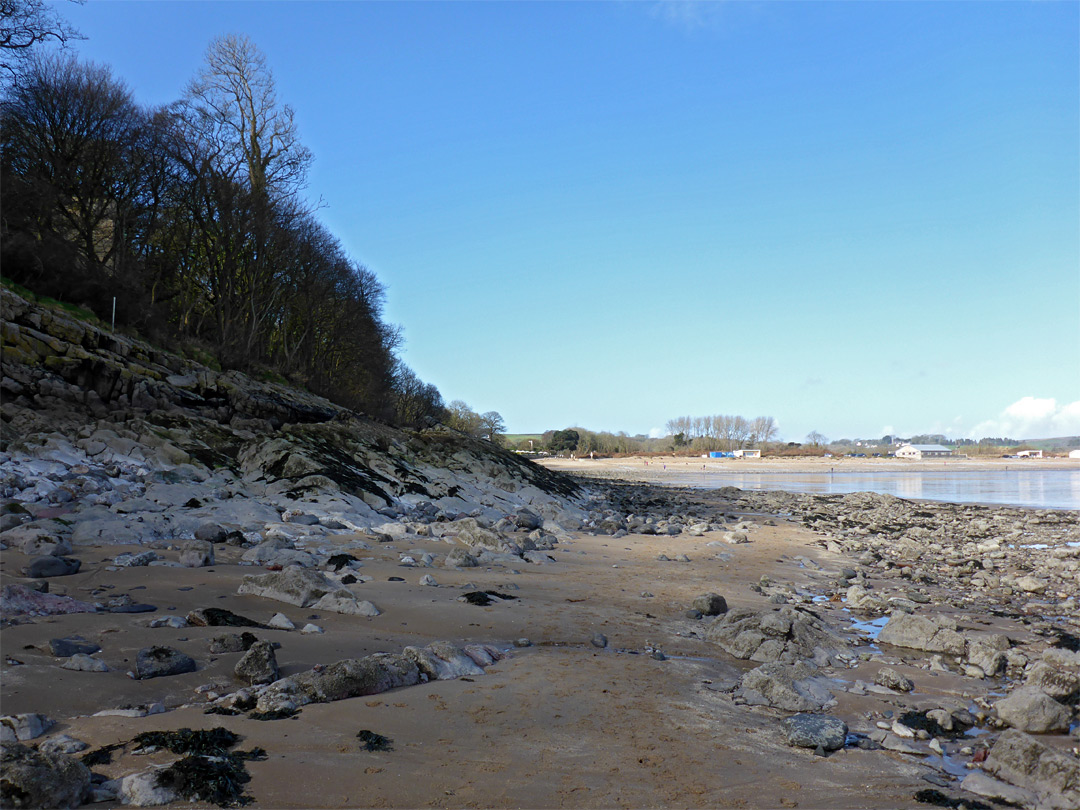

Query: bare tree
<box><xmin>750</xmin><ymin>416</ymin><xmax>778</xmax><ymax>447</ymax></box>
<box><xmin>806</xmin><ymin>431</ymin><xmax>827</xmax><ymax>447</ymax></box>
<box><xmin>0</xmin><ymin>0</ymin><xmax>83</xmax><ymax>85</ymax></box>
<box><xmin>185</xmin><ymin>33</ymin><xmax>311</xmax><ymax>201</ymax></box>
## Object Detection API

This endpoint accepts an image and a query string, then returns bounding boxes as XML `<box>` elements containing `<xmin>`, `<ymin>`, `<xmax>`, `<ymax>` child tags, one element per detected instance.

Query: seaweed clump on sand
<box><xmin>356</xmin><ymin>730</ymin><xmax>393</xmax><ymax>752</ymax></box>
<box><xmin>159</xmin><ymin>754</ymin><xmax>253</xmax><ymax>807</ymax></box>
<box><xmin>141</xmin><ymin>728</ymin><xmax>266</xmax><ymax>808</ymax></box>
<box><xmin>913</xmin><ymin>789</ymin><xmax>992</xmax><ymax>810</ymax></box>
<box><xmin>461</xmin><ymin>590</ymin><xmax>519</xmax><ymax>606</ymax></box>
<box><xmin>132</xmin><ymin>727</ymin><xmax>240</xmax><ymax>756</ymax></box>
<box><xmin>248</xmin><ymin>707</ymin><xmax>299</xmax><ymax>721</ymax></box>
<box><xmin>81</xmin><ymin>742</ymin><xmax>124</xmax><ymax>766</ymax></box>
<box><xmin>82</xmin><ymin>728</ymin><xmax>266</xmax><ymax>808</ymax></box>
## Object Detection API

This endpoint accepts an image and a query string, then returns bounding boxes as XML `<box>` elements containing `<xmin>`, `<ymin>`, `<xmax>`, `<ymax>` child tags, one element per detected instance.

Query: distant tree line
<box><xmin>443</xmin><ymin>400</ymin><xmax>506</xmax><ymax>443</ymax></box>
<box><xmin>664</xmin><ymin>414</ymin><xmax>778</xmax><ymax>452</ymax></box>
<box><xmin>1</xmin><ymin>31</ymin><xmax>444</xmax><ymax>426</ymax></box>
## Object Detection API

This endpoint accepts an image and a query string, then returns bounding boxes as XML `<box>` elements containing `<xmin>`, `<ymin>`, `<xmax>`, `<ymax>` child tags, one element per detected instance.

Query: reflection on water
<box><xmin>699</xmin><ymin>470</ymin><xmax>1080</xmax><ymax>509</ymax></box>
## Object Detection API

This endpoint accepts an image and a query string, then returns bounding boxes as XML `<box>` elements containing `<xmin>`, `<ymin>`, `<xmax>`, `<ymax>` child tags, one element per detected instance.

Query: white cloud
<box><xmin>648</xmin><ymin>0</ymin><xmax>725</xmax><ymax>31</ymax></box>
<box><xmin>971</xmin><ymin>397</ymin><xmax>1080</xmax><ymax>440</ymax></box>
<box><xmin>648</xmin><ymin>426</ymin><xmax>667</xmax><ymax>439</ymax></box>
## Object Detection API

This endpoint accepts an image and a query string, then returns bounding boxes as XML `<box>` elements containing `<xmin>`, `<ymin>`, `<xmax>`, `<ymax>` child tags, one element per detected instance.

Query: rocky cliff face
<box><xmin>0</xmin><ymin>285</ymin><xmax>583</xmax><ymax>549</ymax></box>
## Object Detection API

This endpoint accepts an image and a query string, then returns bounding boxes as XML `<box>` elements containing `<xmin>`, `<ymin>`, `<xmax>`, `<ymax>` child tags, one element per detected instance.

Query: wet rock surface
<box><xmin>0</xmin><ymin>742</ymin><xmax>90</xmax><ymax>809</ymax></box>
<box><xmin>783</xmin><ymin>713</ymin><xmax>848</xmax><ymax>751</ymax></box>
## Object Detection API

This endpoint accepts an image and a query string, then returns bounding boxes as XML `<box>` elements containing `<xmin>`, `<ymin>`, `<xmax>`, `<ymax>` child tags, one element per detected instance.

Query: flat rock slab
<box><xmin>0</xmin><ymin>584</ymin><xmax>97</xmax><ymax>617</ymax></box>
<box><xmin>982</xmin><ymin>729</ymin><xmax>1080</xmax><ymax>810</ymax></box>
<box><xmin>135</xmin><ymin>646</ymin><xmax>196</xmax><ymax>680</ymax></box>
<box><xmin>737</xmin><ymin>661</ymin><xmax>835</xmax><ymax>712</ymax></box>
<box><xmin>237</xmin><ymin>567</ymin><xmax>337</xmax><ymax>607</ymax></box>
<box><xmin>24</xmin><ymin>556</ymin><xmax>81</xmax><ymax>578</ymax></box>
<box><xmin>49</xmin><ymin>637</ymin><xmax>101</xmax><ymax>657</ymax></box>
<box><xmin>877</xmin><ymin>612</ymin><xmax>966</xmax><ymax>655</ymax></box>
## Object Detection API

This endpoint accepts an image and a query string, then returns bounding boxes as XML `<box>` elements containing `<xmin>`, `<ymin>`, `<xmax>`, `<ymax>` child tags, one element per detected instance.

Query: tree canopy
<box><xmin>0</xmin><ymin>39</ymin><xmax>445</xmax><ymax>428</ymax></box>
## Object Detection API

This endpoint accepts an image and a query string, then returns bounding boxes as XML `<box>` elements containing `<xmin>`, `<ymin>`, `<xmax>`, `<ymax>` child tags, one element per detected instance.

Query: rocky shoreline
<box><xmin>2</xmin><ymin>287</ymin><xmax>1078</xmax><ymax>809</ymax></box>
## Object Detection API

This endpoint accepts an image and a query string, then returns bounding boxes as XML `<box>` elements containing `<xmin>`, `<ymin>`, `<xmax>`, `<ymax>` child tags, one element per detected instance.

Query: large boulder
<box><xmin>994</xmin><ymin>687</ymin><xmax>1072</xmax><ymax>734</ymax></box>
<box><xmin>692</xmin><ymin>593</ymin><xmax>728</xmax><ymax>617</ymax></box>
<box><xmin>178</xmin><ymin>540</ymin><xmax>214</xmax><ymax>568</ymax></box>
<box><xmin>783</xmin><ymin>714</ymin><xmax>848</xmax><ymax>751</ymax></box>
<box><xmin>877</xmin><ymin>612</ymin><xmax>966</xmax><ymax>656</ymax></box>
<box><xmin>443</xmin><ymin>548</ymin><xmax>479</xmax><ymax>568</ymax></box>
<box><xmin>1025</xmin><ymin>650</ymin><xmax>1080</xmax><ymax>702</ymax></box>
<box><xmin>237</xmin><ymin>567</ymin><xmax>337</xmax><ymax>607</ymax></box>
<box><xmin>135</xmin><ymin>646</ymin><xmax>197</xmax><ymax>680</ymax></box>
<box><xmin>967</xmin><ymin>633</ymin><xmax>1010</xmax><ymax>677</ymax></box>
<box><xmin>0</xmin><ymin>585</ymin><xmax>96</xmax><ymax>618</ymax></box>
<box><xmin>982</xmin><ymin>729</ymin><xmax>1080</xmax><ymax>810</ymax></box>
<box><xmin>0</xmin><ymin>527</ymin><xmax>71</xmax><ymax>557</ymax></box>
<box><xmin>705</xmin><ymin>606</ymin><xmax>847</xmax><ymax>666</ymax></box>
<box><xmin>0</xmin><ymin>742</ymin><xmax>91</xmax><ymax>809</ymax></box>
<box><xmin>23</xmin><ymin>557</ymin><xmax>81</xmax><ymax>578</ymax></box>
<box><xmin>0</xmin><ymin>714</ymin><xmax>54</xmax><ymax>743</ymax></box>
<box><xmin>404</xmin><ymin>641</ymin><xmax>485</xmax><ymax>680</ymax></box>
<box><xmin>234</xmin><ymin>641</ymin><xmax>279</xmax><ymax>685</ymax></box>
<box><xmin>257</xmin><ymin>653</ymin><xmax>421</xmax><ymax>712</ymax></box>
<box><xmin>736</xmin><ymin>662</ymin><xmax>835</xmax><ymax>712</ymax></box>
<box><xmin>444</xmin><ymin>518</ymin><xmax>507</xmax><ymax>551</ymax></box>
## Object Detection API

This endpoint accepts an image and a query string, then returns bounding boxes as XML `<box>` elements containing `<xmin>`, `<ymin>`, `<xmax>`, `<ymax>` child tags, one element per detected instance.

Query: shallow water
<box><xmin>697</xmin><ymin>469</ymin><xmax>1080</xmax><ymax>509</ymax></box>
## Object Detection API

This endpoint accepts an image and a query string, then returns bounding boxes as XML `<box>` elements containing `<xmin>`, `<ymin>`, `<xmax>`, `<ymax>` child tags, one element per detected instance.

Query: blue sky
<box><xmin>61</xmin><ymin>0</ymin><xmax>1079</xmax><ymax>441</ymax></box>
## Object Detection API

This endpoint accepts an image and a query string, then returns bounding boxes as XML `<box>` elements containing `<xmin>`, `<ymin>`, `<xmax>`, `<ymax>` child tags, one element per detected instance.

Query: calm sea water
<box><xmin>698</xmin><ymin>469</ymin><xmax>1080</xmax><ymax>510</ymax></box>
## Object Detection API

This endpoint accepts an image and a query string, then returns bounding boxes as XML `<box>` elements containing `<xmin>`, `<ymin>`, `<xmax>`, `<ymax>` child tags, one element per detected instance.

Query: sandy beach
<box><xmin>541</xmin><ymin>454</ymin><xmax>1078</xmax><ymax>478</ymax></box>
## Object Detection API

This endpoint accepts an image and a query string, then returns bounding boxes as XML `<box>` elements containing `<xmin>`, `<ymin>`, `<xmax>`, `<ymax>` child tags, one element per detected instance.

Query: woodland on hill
<box><xmin>0</xmin><ymin>19</ymin><xmax>445</xmax><ymax>428</ymax></box>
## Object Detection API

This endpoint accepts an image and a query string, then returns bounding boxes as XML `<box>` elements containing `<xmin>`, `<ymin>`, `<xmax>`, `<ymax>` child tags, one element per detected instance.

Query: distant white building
<box><xmin>1068</xmin><ymin>449</ymin><xmax>1080</xmax><ymax>459</ymax></box>
<box><xmin>733</xmin><ymin>449</ymin><xmax>761</xmax><ymax>459</ymax></box>
<box><xmin>895</xmin><ymin>443</ymin><xmax>953</xmax><ymax>460</ymax></box>
<box><xmin>1015</xmin><ymin>450</ymin><xmax>1043</xmax><ymax>459</ymax></box>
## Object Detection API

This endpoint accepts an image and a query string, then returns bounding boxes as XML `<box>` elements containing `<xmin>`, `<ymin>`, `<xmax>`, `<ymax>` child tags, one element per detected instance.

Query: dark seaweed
<box><xmin>204</xmin><ymin>706</ymin><xmax>243</xmax><ymax>716</ymax></box>
<box><xmin>247</xmin><ymin>707</ymin><xmax>299</xmax><ymax>721</ymax></box>
<box><xmin>80</xmin><ymin>742</ymin><xmax>123</xmax><ymax>766</ymax></box>
<box><xmin>356</xmin><ymin>730</ymin><xmax>393</xmax><ymax>752</ymax></box>
<box><xmin>326</xmin><ymin>553</ymin><xmax>358</xmax><ymax>571</ymax></box>
<box><xmin>898</xmin><ymin>710</ymin><xmax>969</xmax><ymax>739</ymax></box>
<box><xmin>132</xmin><ymin>727</ymin><xmax>240</xmax><ymax>757</ymax></box>
<box><xmin>913</xmin><ymin>788</ymin><xmax>992</xmax><ymax>810</ymax></box>
<box><xmin>196</xmin><ymin>608</ymin><xmax>264</xmax><ymax>628</ymax></box>
<box><xmin>1053</xmin><ymin>630</ymin><xmax>1080</xmax><ymax>652</ymax></box>
<box><xmin>159</xmin><ymin>754</ymin><xmax>253</xmax><ymax>807</ymax></box>
<box><xmin>462</xmin><ymin>590</ymin><xmax>519</xmax><ymax>606</ymax></box>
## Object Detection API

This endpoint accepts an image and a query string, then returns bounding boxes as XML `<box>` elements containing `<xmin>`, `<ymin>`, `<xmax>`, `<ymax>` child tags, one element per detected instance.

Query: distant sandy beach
<box><xmin>540</xmin><ymin>454</ymin><xmax>1078</xmax><ymax>481</ymax></box>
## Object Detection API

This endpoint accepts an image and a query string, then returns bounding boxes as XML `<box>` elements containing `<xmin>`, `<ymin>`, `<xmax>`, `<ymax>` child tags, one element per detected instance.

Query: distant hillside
<box><xmin>1019</xmin><ymin>436</ymin><xmax>1080</xmax><ymax>452</ymax></box>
